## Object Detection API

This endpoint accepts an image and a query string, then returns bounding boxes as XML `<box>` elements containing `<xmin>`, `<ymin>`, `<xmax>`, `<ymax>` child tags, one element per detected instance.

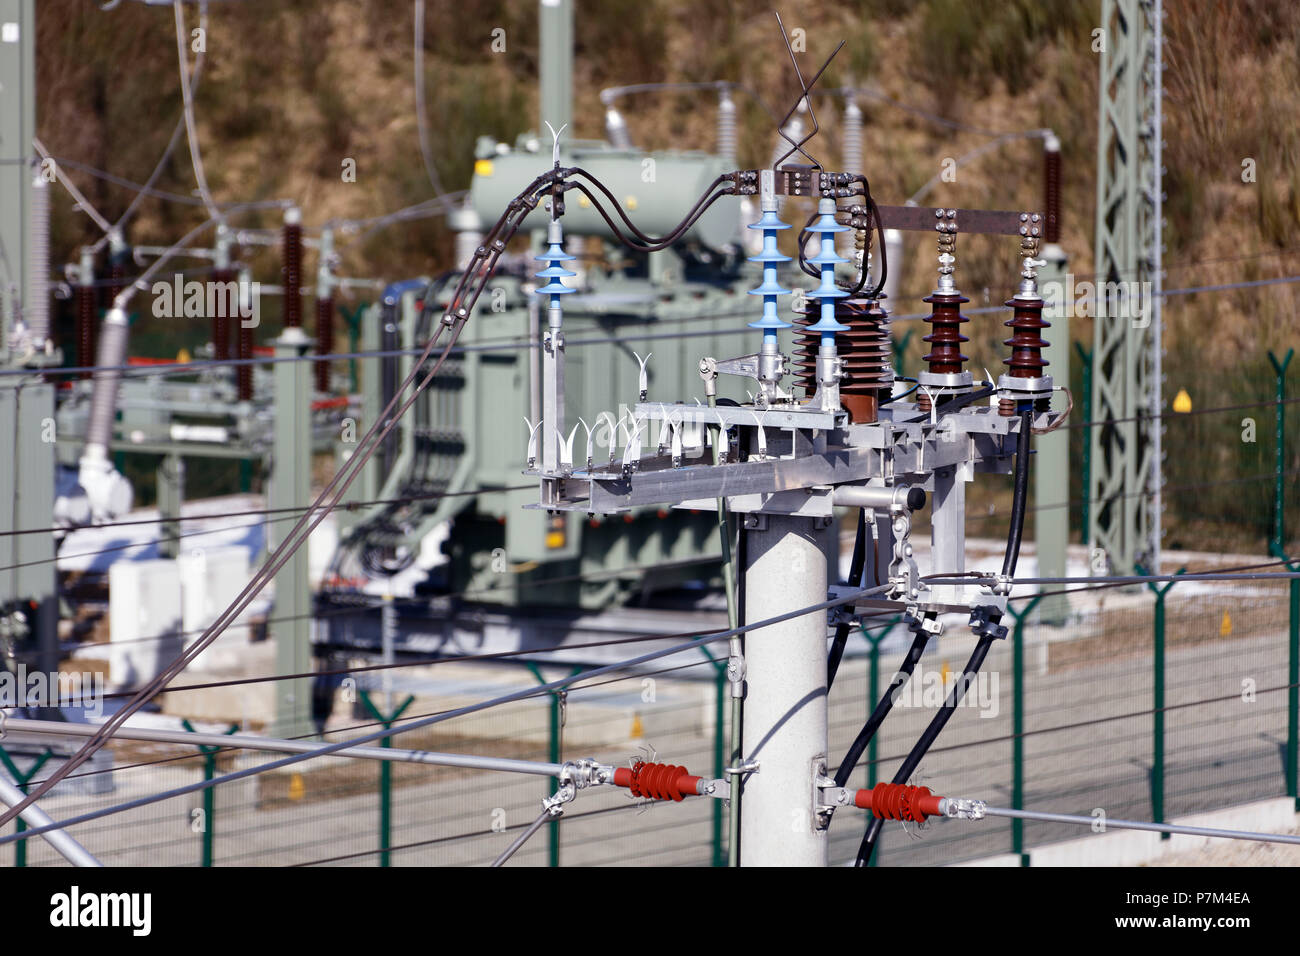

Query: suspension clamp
<box><xmin>968</xmin><ymin>604</ymin><xmax>1008</xmax><ymax>641</ymax></box>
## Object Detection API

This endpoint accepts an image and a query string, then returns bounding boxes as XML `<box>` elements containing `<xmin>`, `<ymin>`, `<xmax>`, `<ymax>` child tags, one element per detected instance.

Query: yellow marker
<box><xmin>1220</xmin><ymin>610</ymin><xmax>1232</xmax><ymax>636</ymax></box>
<box><xmin>177</xmin><ymin>348</ymin><xmax>191</xmax><ymax>363</ymax></box>
<box><xmin>545</xmin><ymin>530</ymin><xmax>566</xmax><ymax>549</ymax></box>
<box><xmin>940</xmin><ymin>660</ymin><xmax>951</xmax><ymax>686</ymax></box>
<box><xmin>1172</xmin><ymin>388</ymin><xmax>1192</xmax><ymax>413</ymax></box>
<box><xmin>578</xmin><ymin>194</ymin><xmax>591</xmax><ymax>208</ymax></box>
<box><xmin>630</xmin><ymin>713</ymin><xmax>644</xmax><ymax>739</ymax></box>
<box><xmin>288</xmin><ymin>772</ymin><xmax>305</xmax><ymax>801</ymax></box>
<box><xmin>624</xmin><ymin>195</ymin><xmax>638</xmax><ymax>210</ymax></box>
<box><xmin>473</xmin><ymin>158</ymin><xmax>494</xmax><ymax>178</ymax></box>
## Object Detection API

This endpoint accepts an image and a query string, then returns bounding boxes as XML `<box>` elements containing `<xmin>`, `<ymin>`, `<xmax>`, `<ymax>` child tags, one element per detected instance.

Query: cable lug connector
<box><xmin>939</xmin><ymin>796</ymin><xmax>986</xmax><ymax>820</ymax></box>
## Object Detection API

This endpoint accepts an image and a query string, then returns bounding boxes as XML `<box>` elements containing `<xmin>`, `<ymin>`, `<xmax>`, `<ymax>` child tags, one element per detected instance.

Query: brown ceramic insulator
<box><xmin>791</xmin><ymin>310</ymin><xmax>818</xmax><ymax>394</ymax></box>
<box><xmin>1002</xmin><ymin>295</ymin><xmax>1050</xmax><ymax>379</ymax></box>
<box><xmin>75</xmin><ymin>283</ymin><xmax>96</xmax><ymax>378</ymax></box>
<box><xmin>211</xmin><ymin>269</ymin><xmax>235</xmax><ymax>363</ymax></box>
<box><xmin>921</xmin><ymin>292</ymin><xmax>970</xmax><ymax>376</ymax></box>
<box><xmin>1043</xmin><ymin>147</ymin><xmax>1061</xmax><ymax>245</ymax></box>
<box><xmin>282</xmin><ymin>222</ymin><xmax>303</xmax><ymax>328</ymax></box>
<box><xmin>315</xmin><ymin>295</ymin><xmax>334</xmax><ymax>393</ymax></box>
<box><xmin>793</xmin><ymin>298</ymin><xmax>893</xmax><ymax>423</ymax></box>
<box><xmin>998</xmin><ymin>396</ymin><xmax>1016</xmax><ymax>417</ymax></box>
<box><xmin>103</xmin><ymin>262</ymin><xmax>126</xmax><ymax>313</ymax></box>
<box><xmin>237</xmin><ymin>315</ymin><xmax>254</xmax><ymax>401</ymax></box>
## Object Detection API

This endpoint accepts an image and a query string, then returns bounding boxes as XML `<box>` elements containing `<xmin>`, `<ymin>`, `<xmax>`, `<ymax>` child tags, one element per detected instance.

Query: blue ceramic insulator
<box><xmin>746</xmin><ymin>210</ymin><xmax>793</xmax><ymax>339</ymax></box>
<box><xmin>535</xmin><ymin>237</ymin><xmax>577</xmax><ymax>309</ymax></box>
<box><xmin>806</xmin><ymin>215</ymin><xmax>850</xmax><ymax>335</ymax></box>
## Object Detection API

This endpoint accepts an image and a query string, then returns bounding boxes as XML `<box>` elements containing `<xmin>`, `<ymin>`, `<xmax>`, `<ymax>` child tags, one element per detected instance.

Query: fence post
<box><xmin>892</xmin><ymin>327</ymin><xmax>914</xmax><ymax>375</ymax></box>
<box><xmin>1007</xmin><ymin>595</ymin><xmax>1043</xmax><ymax>865</ymax></box>
<box><xmin>858</xmin><ymin>618</ymin><xmax>902</xmax><ymax>867</ymax></box>
<box><xmin>526</xmin><ymin>663</ymin><xmax>583</xmax><ymax>867</ymax></box>
<box><xmin>1267</xmin><ymin>349</ymin><xmax>1293</xmax><ymax>558</ymax></box>
<box><xmin>357</xmin><ymin>692</ymin><xmax>415</xmax><ymax>867</ymax></box>
<box><xmin>0</xmin><ymin>746</ymin><xmax>51</xmax><ymax>867</ymax></box>
<box><xmin>181</xmin><ymin>720</ymin><xmax>239</xmax><ymax>867</ymax></box>
<box><xmin>1138</xmin><ymin>564</ymin><xmax>1184</xmax><ymax>836</ymax></box>
<box><xmin>697</xmin><ymin>648</ymin><xmax>728</xmax><ymax>867</ymax></box>
<box><xmin>1287</xmin><ymin>565</ymin><xmax>1300</xmax><ymax>811</ymax></box>
<box><xmin>1268</xmin><ymin>349</ymin><xmax>1298</xmax><ymax>809</ymax></box>
<box><xmin>1075</xmin><ymin>342</ymin><xmax>1093</xmax><ymax>542</ymax></box>
<box><xmin>856</xmin><ymin>618</ymin><xmax>904</xmax><ymax>792</ymax></box>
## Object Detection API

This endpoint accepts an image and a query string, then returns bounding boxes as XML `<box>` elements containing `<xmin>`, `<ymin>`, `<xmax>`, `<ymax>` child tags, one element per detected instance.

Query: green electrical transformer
<box><xmin>324</xmin><ymin>137</ymin><xmax>782</xmax><ymax>612</ymax></box>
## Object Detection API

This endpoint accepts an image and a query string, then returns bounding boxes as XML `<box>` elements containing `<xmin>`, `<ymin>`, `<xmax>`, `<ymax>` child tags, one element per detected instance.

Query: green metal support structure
<box><xmin>1090</xmin><ymin>0</ymin><xmax>1163</xmax><ymax>576</ymax></box>
<box><xmin>1008</xmin><ymin>595</ymin><xmax>1042</xmax><ymax>865</ymax></box>
<box><xmin>358</xmin><ymin>690</ymin><xmax>415</xmax><ymax>867</ymax></box>
<box><xmin>0</xmin><ymin>745</ymin><xmax>50</xmax><ymax>867</ymax></box>
<box><xmin>182</xmin><ymin>719</ymin><xmax>238</xmax><ymax>867</ymax></box>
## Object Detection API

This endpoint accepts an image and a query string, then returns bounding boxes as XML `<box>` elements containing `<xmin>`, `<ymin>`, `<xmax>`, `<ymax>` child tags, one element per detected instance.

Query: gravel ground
<box><xmin>1141</xmin><ymin>825</ymin><xmax>1300</xmax><ymax>867</ymax></box>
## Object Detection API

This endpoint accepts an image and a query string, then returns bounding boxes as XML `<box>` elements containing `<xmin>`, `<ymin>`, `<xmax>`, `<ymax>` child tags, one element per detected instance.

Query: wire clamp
<box><xmin>725</xmin><ymin>654</ymin><xmax>746</xmax><ymax>686</ymax></box>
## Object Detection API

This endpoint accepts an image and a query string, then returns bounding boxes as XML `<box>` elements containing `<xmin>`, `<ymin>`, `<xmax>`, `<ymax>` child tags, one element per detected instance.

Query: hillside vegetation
<box><xmin>34</xmin><ymin>0</ymin><xmax>1300</xmax><ymax>553</ymax></box>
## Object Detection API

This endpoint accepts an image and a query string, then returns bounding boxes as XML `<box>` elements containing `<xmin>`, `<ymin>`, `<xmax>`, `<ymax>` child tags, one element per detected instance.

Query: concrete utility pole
<box><xmin>1035</xmin><ymin>133</ymin><xmax>1070</xmax><ymax>623</ymax></box>
<box><xmin>272</xmin><ymin>326</ymin><xmax>313</xmax><ymax>738</ymax></box>
<box><xmin>739</xmin><ymin>514</ymin><xmax>829</xmax><ymax>867</ymax></box>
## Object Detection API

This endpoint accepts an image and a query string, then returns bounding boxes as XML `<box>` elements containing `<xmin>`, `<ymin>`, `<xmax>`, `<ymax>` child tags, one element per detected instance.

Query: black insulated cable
<box><xmin>826</xmin><ymin>508</ymin><xmax>868</xmax><ymax>687</ymax></box>
<box><xmin>833</xmin><ymin>624</ymin><xmax>931</xmax><ymax>788</ymax></box>
<box><xmin>853</xmin><ymin>412</ymin><xmax>1031</xmax><ymax>865</ymax></box>
<box><xmin>853</xmin><ymin>633</ymin><xmax>996</xmax><ymax>865</ymax></box>
<box><xmin>1003</xmin><ymin>410</ymin><xmax>1033</xmax><ymax>577</ymax></box>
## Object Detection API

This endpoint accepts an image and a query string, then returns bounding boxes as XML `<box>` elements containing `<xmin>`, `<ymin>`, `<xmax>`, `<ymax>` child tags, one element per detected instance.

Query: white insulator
<box><xmin>839</xmin><ymin>97</ymin><xmax>865</xmax><ymax>259</ymax></box>
<box><xmin>85</xmin><ymin>307</ymin><xmax>129</xmax><ymax>455</ymax></box>
<box><xmin>454</xmin><ymin>231</ymin><xmax>482</xmax><ymax>273</ymax></box>
<box><xmin>716</xmin><ymin>89</ymin><xmax>737</xmax><ymax>164</ymax></box>
<box><xmin>27</xmin><ymin>174</ymin><xmax>51</xmax><ymax>347</ymax></box>
<box><xmin>605</xmin><ymin>107</ymin><xmax>633</xmax><ymax>149</ymax></box>
<box><xmin>842</xmin><ymin>97</ymin><xmax>863</xmax><ymax>176</ymax></box>
<box><xmin>450</xmin><ymin>201</ymin><xmax>485</xmax><ymax>272</ymax></box>
<box><xmin>884</xmin><ymin>228</ymin><xmax>904</xmax><ymax>305</ymax></box>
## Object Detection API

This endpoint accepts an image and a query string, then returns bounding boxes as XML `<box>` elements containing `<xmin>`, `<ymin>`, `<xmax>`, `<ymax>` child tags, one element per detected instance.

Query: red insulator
<box><xmin>920</xmin><ymin>292</ymin><xmax>970</xmax><ymax>376</ymax></box>
<box><xmin>853</xmin><ymin>782</ymin><xmax>943</xmax><ymax>822</ymax></box>
<box><xmin>211</xmin><ymin>269</ymin><xmax>235</xmax><ymax>363</ymax></box>
<box><xmin>282</xmin><ymin>221</ymin><xmax>303</xmax><ymax>329</ymax></box>
<box><xmin>792</xmin><ymin>297</ymin><xmax>893</xmax><ymax>423</ymax></box>
<box><xmin>1002</xmin><ymin>295</ymin><xmax>1049</xmax><ymax>379</ymax></box>
<box><xmin>75</xmin><ymin>283</ymin><xmax>97</xmax><ymax>378</ymax></box>
<box><xmin>315</xmin><ymin>295</ymin><xmax>334</xmax><ymax>392</ymax></box>
<box><xmin>612</xmin><ymin>761</ymin><xmax>701</xmax><ymax>802</ymax></box>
